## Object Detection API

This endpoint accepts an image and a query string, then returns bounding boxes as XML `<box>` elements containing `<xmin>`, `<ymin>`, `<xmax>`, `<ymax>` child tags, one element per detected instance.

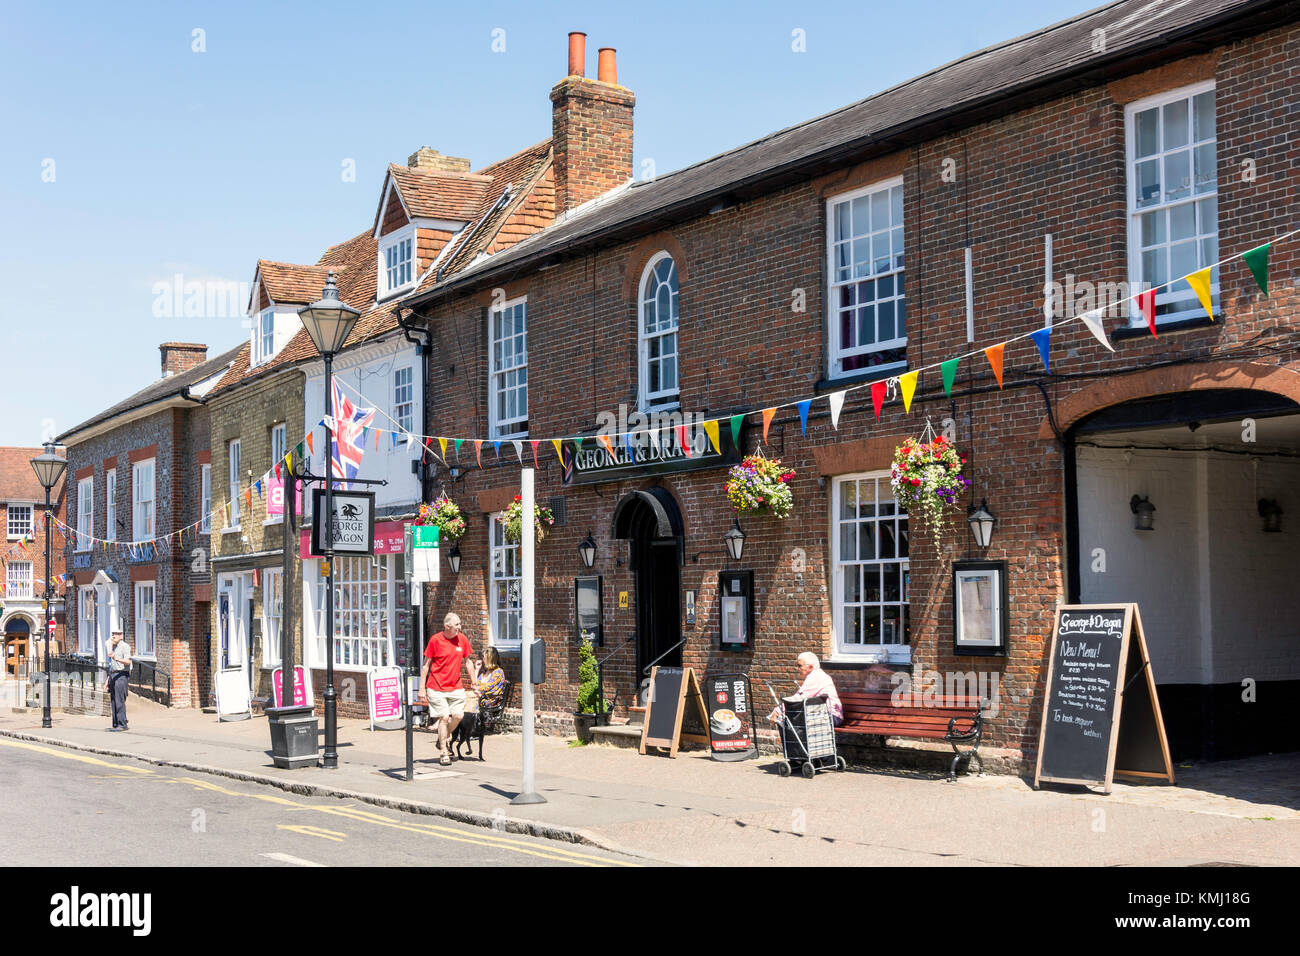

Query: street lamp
<box><xmin>723</xmin><ymin>519</ymin><xmax>746</xmax><ymax>562</ymax></box>
<box><xmin>30</xmin><ymin>441</ymin><xmax>66</xmax><ymax>730</ymax></box>
<box><xmin>578</xmin><ymin>532</ymin><xmax>597</xmax><ymax>569</ymax></box>
<box><xmin>298</xmin><ymin>271</ymin><xmax>360</xmax><ymax>769</ymax></box>
<box><xmin>967</xmin><ymin>499</ymin><xmax>996</xmax><ymax>548</ymax></box>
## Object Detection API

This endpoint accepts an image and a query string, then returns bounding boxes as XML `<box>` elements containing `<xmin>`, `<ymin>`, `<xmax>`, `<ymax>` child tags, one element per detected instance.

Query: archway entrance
<box><xmin>3</xmin><ymin>617</ymin><xmax>32</xmax><ymax>677</ymax></box>
<box><xmin>612</xmin><ymin>487</ymin><xmax>684</xmax><ymax>680</ymax></box>
<box><xmin>1066</xmin><ymin>388</ymin><xmax>1300</xmax><ymax>761</ymax></box>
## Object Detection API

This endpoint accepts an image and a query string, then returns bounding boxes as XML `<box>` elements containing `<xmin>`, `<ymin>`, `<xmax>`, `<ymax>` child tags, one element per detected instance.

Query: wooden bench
<box><xmin>837</xmin><ymin>691</ymin><xmax>986</xmax><ymax>781</ymax></box>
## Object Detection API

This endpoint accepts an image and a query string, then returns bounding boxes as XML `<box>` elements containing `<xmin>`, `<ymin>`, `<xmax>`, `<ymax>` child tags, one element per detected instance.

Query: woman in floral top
<box><xmin>470</xmin><ymin>647</ymin><xmax>507</xmax><ymax>710</ymax></box>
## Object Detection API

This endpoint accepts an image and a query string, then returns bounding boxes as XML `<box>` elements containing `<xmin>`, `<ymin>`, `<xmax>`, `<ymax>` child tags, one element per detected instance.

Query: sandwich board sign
<box><xmin>214</xmin><ymin>668</ymin><xmax>252</xmax><ymax>722</ymax></box>
<box><xmin>1034</xmin><ymin>603</ymin><xmax>1174</xmax><ymax>793</ymax></box>
<box><xmin>639</xmin><ymin>666</ymin><xmax>710</xmax><ymax>758</ymax></box>
<box><xmin>367</xmin><ymin>666</ymin><xmax>404</xmax><ymax>731</ymax></box>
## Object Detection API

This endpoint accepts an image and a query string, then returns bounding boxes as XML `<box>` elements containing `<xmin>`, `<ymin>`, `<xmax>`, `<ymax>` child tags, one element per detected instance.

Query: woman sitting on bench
<box><xmin>768</xmin><ymin>652</ymin><xmax>844</xmax><ymax>727</ymax></box>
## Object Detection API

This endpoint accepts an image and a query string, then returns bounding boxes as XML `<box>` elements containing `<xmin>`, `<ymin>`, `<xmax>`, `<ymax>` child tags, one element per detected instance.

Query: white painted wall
<box><xmin>303</xmin><ymin>333</ymin><xmax>424</xmax><ymax>514</ymax></box>
<box><xmin>1077</xmin><ymin>446</ymin><xmax>1300</xmax><ymax>685</ymax></box>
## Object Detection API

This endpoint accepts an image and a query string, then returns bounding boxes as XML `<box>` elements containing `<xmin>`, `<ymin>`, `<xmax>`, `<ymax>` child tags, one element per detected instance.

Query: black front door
<box><xmin>634</xmin><ymin>538</ymin><xmax>681</xmax><ymax>675</ymax></box>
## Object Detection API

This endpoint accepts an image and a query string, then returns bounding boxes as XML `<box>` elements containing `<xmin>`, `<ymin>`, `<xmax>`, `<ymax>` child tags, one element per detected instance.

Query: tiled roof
<box><xmin>57</xmin><ymin>345</ymin><xmax>243</xmax><ymax>443</ymax></box>
<box><xmin>386</xmin><ymin>165</ymin><xmax>493</xmax><ymax>222</ymax></box>
<box><xmin>0</xmin><ymin>447</ymin><xmax>63</xmax><ymax>504</ymax></box>
<box><xmin>411</xmin><ymin>0</ymin><xmax>1288</xmax><ymax>302</ymax></box>
<box><xmin>257</xmin><ymin>260</ymin><xmax>332</xmax><ymax>306</ymax></box>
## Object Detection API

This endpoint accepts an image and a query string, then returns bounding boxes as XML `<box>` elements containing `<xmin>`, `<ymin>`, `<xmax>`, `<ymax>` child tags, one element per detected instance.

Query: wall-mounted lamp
<box><xmin>724</xmin><ymin>519</ymin><xmax>746</xmax><ymax>562</ymax></box>
<box><xmin>447</xmin><ymin>544</ymin><xmax>462</xmax><ymax>574</ymax></box>
<box><xmin>1258</xmin><ymin>498</ymin><xmax>1283</xmax><ymax>533</ymax></box>
<box><xmin>1130</xmin><ymin>494</ymin><xmax>1155</xmax><ymax>532</ymax></box>
<box><xmin>966</xmin><ymin>499</ymin><xmax>996</xmax><ymax>548</ymax></box>
<box><xmin>578</xmin><ymin>532</ymin><xmax>597</xmax><ymax>568</ymax></box>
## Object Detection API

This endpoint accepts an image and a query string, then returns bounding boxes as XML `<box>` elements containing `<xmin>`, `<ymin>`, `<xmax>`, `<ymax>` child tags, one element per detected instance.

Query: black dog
<box><xmin>451</xmin><ymin>711</ymin><xmax>481</xmax><ymax>760</ymax></box>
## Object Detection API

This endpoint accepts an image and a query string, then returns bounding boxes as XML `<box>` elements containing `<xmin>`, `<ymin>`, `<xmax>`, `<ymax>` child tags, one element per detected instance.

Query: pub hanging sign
<box><xmin>308</xmin><ymin>489</ymin><xmax>376</xmax><ymax>556</ymax></box>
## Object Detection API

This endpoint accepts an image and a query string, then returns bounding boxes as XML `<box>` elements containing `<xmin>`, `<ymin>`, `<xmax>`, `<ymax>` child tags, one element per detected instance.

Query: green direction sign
<box><xmin>414</xmin><ymin>526</ymin><xmax>440</xmax><ymax>549</ymax></box>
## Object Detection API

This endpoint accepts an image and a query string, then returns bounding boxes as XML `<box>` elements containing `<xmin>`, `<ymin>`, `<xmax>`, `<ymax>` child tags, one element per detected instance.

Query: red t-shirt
<box><xmin>424</xmin><ymin>631</ymin><xmax>472</xmax><ymax>691</ymax></box>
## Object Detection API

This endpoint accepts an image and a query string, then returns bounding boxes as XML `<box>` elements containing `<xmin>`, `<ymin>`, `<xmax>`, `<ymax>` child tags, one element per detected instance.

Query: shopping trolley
<box><xmin>765</xmin><ymin>682</ymin><xmax>847</xmax><ymax>778</ymax></box>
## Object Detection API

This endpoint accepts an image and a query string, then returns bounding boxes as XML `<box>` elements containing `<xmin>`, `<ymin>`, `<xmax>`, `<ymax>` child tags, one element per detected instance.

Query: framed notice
<box><xmin>952</xmin><ymin>560</ymin><xmax>1008</xmax><ymax>656</ymax></box>
<box><xmin>309</xmin><ymin>489</ymin><xmax>376</xmax><ymax>556</ymax></box>
<box><xmin>574</xmin><ymin>576</ymin><xmax>603</xmax><ymax>647</ymax></box>
<box><xmin>718</xmin><ymin>570</ymin><xmax>753</xmax><ymax>649</ymax></box>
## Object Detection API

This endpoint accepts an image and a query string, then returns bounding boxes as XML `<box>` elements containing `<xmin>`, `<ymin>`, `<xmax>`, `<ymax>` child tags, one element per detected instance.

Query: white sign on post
<box><xmin>412</xmin><ymin>524</ymin><xmax>440</xmax><ymax>584</ymax></box>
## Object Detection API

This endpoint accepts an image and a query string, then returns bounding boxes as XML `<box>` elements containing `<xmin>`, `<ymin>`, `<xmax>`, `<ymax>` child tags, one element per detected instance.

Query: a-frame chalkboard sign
<box><xmin>639</xmin><ymin>666</ymin><xmax>711</xmax><ymax>758</ymax></box>
<box><xmin>1034</xmin><ymin>604</ymin><xmax>1175</xmax><ymax>794</ymax></box>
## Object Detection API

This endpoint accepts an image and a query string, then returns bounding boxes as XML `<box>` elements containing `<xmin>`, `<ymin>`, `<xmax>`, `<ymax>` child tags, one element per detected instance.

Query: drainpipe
<box><xmin>396</xmin><ymin>310</ymin><xmax>433</xmax><ymax>507</ymax></box>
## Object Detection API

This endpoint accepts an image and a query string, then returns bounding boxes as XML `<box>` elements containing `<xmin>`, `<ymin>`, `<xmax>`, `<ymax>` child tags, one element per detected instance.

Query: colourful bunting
<box><xmin>703</xmin><ymin>420</ymin><xmax>721</xmax><ymax>454</ymax></box>
<box><xmin>1242</xmin><ymin>243</ymin><xmax>1270</xmax><ymax>296</ymax></box>
<box><xmin>729</xmin><ymin>415</ymin><xmax>744</xmax><ymax>449</ymax></box>
<box><xmin>306</xmin><ymin>434</ymin><xmax>314</xmax><ymax>454</ymax></box>
<box><xmin>625</xmin><ymin>432</ymin><xmax>635</xmax><ymax>460</ymax></box>
<box><xmin>1079</xmin><ymin>309</ymin><xmax>1114</xmax><ymax>352</ymax></box>
<box><xmin>474</xmin><ymin>440</ymin><xmax>482</xmax><ymax>467</ymax></box>
<box><xmin>829</xmin><ymin>390</ymin><xmax>846</xmax><ymax>429</ymax></box>
<box><xmin>1136</xmin><ymin>288</ymin><xmax>1157</xmax><ymax>337</ymax></box>
<box><xmin>438</xmin><ymin>437</ymin><xmax>448</xmax><ymax>459</ymax></box>
<box><xmin>870</xmin><ymin>381</ymin><xmax>886</xmax><ymax>420</ymax></box>
<box><xmin>493</xmin><ymin>440</ymin><xmax>502</xmax><ymax>459</ymax></box>
<box><xmin>762</xmin><ymin>408</ymin><xmax>777</xmax><ymax>443</ymax></box>
<box><xmin>941</xmin><ymin>359</ymin><xmax>959</xmax><ymax>397</ymax></box>
<box><xmin>984</xmin><ymin>343</ymin><xmax>1005</xmax><ymax>388</ymax></box>
<box><xmin>797</xmin><ymin>400</ymin><xmax>811</xmax><ymax>435</ymax></box>
<box><xmin>551</xmin><ymin>439</ymin><xmax>564</xmax><ymax>464</ymax></box>
<box><xmin>598</xmin><ymin>434</ymin><xmax>615</xmax><ymax>456</ymax></box>
<box><xmin>899</xmin><ymin>372</ymin><xmax>919</xmax><ymax>414</ymax></box>
<box><xmin>454</xmin><ymin>439</ymin><xmax>464</xmax><ymax>458</ymax></box>
<box><xmin>1185</xmin><ymin>267</ymin><xmax>1214</xmax><ymax>321</ymax></box>
<box><xmin>512</xmin><ymin>440</ymin><xmax>523</xmax><ymax>464</ymax></box>
<box><xmin>677</xmin><ymin>425</ymin><xmax>689</xmax><ymax>457</ymax></box>
<box><xmin>1030</xmin><ymin>327</ymin><xmax>1051</xmax><ymax>372</ymax></box>
<box><xmin>530</xmin><ymin>440</ymin><xmax>540</xmax><ymax>469</ymax></box>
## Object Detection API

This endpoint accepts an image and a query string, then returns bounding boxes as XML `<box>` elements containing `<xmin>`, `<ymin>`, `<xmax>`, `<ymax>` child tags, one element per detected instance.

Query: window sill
<box><xmin>824</xmin><ymin>658</ymin><xmax>912</xmax><ymax>674</ymax></box>
<box><xmin>221</xmin><ymin>527</ymin><xmax>243</xmax><ymax>536</ymax></box>
<box><xmin>262</xmin><ymin>518</ymin><xmax>284</xmax><ymax>527</ymax></box>
<box><xmin>1113</xmin><ymin>314</ymin><xmax>1221</xmax><ymax>341</ymax></box>
<box><xmin>816</xmin><ymin>365</ymin><xmax>906</xmax><ymax>392</ymax></box>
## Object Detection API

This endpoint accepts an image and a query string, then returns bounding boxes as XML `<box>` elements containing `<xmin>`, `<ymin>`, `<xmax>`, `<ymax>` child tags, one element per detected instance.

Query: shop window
<box><xmin>639</xmin><ymin>252</ymin><xmax>680</xmax><ymax>409</ymax></box>
<box><xmin>831</xmin><ymin>473</ymin><xmax>910</xmax><ymax>660</ymax></box>
<box><xmin>827</xmin><ymin>179</ymin><xmax>906</xmax><ymax>378</ymax></box>
<box><xmin>1127</xmin><ymin>82</ymin><xmax>1218</xmax><ymax>324</ymax></box>
<box><xmin>315</xmin><ymin>555</ymin><xmax>392</xmax><ymax>669</ymax></box>
<box><xmin>490</xmin><ymin>514</ymin><xmax>521</xmax><ymax>646</ymax></box>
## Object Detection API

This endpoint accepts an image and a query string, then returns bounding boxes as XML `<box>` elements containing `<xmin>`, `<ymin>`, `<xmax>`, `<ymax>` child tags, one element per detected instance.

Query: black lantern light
<box><xmin>966</xmin><ymin>499</ymin><xmax>996</xmax><ymax>548</ymax></box>
<box><xmin>447</xmin><ymin>544</ymin><xmax>462</xmax><ymax>574</ymax></box>
<box><xmin>578</xmin><ymin>532</ymin><xmax>597</xmax><ymax>569</ymax></box>
<box><xmin>30</xmin><ymin>441</ymin><xmax>67</xmax><ymax>731</ymax></box>
<box><xmin>723</xmin><ymin>519</ymin><xmax>746</xmax><ymax>562</ymax></box>
<box><xmin>1258</xmin><ymin>498</ymin><xmax>1283</xmax><ymax>533</ymax></box>
<box><xmin>1130</xmin><ymin>494</ymin><xmax>1156</xmax><ymax>532</ymax></box>
<box><xmin>298</xmin><ymin>271</ymin><xmax>360</xmax><ymax>356</ymax></box>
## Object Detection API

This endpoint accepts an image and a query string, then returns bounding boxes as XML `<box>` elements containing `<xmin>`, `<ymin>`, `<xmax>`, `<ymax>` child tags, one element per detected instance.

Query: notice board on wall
<box><xmin>1034</xmin><ymin>603</ymin><xmax>1174</xmax><ymax>793</ymax></box>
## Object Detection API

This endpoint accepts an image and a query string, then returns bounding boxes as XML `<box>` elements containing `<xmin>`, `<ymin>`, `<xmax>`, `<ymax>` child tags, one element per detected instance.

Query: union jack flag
<box><xmin>330</xmin><ymin>379</ymin><xmax>376</xmax><ymax>490</ymax></box>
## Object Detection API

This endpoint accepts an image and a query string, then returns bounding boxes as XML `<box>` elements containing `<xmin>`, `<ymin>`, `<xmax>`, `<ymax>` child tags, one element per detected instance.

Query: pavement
<box><xmin>2</xmin><ymin>696</ymin><xmax>1298</xmax><ymax>866</ymax></box>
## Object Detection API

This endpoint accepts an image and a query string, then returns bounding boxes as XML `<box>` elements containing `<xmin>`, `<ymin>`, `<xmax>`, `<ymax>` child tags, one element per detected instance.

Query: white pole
<box><xmin>512</xmin><ymin>467</ymin><xmax>545</xmax><ymax>804</ymax></box>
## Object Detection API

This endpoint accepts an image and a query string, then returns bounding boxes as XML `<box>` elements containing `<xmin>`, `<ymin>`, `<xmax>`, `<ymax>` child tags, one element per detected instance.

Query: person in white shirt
<box><xmin>107</xmin><ymin>629</ymin><xmax>132</xmax><ymax>731</ymax></box>
<box><xmin>768</xmin><ymin>652</ymin><xmax>844</xmax><ymax>727</ymax></box>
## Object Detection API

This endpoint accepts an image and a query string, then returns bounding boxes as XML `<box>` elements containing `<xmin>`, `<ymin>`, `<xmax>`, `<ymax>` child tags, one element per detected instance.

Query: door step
<box><xmin>627</xmin><ymin>706</ymin><xmax>646</xmax><ymax>727</ymax></box>
<box><xmin>590</xmin><ymin>724</ymin><xmax>643</xmax><ymax>749</ymax></box>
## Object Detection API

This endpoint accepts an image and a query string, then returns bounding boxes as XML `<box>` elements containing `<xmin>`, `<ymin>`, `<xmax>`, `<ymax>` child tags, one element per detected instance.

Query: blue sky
<box><xmin>0</xmin><ymin>0</ymin><xmax>1097</xmax><ymax>446</ymax></box>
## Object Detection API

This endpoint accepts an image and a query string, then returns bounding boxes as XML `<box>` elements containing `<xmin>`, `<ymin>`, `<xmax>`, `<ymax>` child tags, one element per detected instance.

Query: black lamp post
<box><xmin>967</xmin><ymin>499</ymin><xmax>996</xmax><ymax>548</ymax></box>
<box><xmin>723</xmin><ymin>519</ymin><xmax>746</xmax><ymax>562</ymax></box>
<box><xmin>30</xmin><ymin>442</ymin><xmax>66</xmax><ymax>729</ymax></box>
<box><xmin>298</xmin><ymin>271</ymin><xmax>360</xmax><ymax>769</ymax></box>
<box><xmin>578</xmin><ymin>532</ymin><xmax>597</xmax><ymax>569</ymax></box>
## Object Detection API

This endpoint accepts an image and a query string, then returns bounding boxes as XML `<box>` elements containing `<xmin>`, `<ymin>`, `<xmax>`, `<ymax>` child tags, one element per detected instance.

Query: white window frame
<box><xmin>831</xmin><ymin>472</ymin><xmax>910</xmax><ymax>661</ymax></box>
<box><xmin>1125</xmin><ymin>81</ymin><xmax>1218</xmax><ymax>326</ymax></box>
<box><xmin>313</xmin><ymin>555</ymin><xmax>393</xmax><ymax>669</ymax></box>
<box><xmin>253</xmin><ymin>308</ymin><xmax>275</xmax><ymax>366</ymax></box>
<box><xmin>378</xmin><ymin>226</ymin><xmax>416</xmax><ymax>299</ymax></box>
<box><xmin>393</xmin><ymin>366</ymin><xmax>415</xmax><ymax>434</ymax></box>
<box><xmin>826</xmin><ymin>178</ymin><xmax>907</xmax><ymax>379</ymax></box>
<box><xmin>262</xmin><ymin>567</ymin><xmax>284</xmax><ymax>668</ymax></box>
<box><xmin>227</xmin><ymin>440</ymin><xmax>241</xmax><ymax>531</ymax></box>
<box><xmin>6</xmin><ymin>561</ymin><xmax>32</xmax><ymax>600</ymax></box>
<box><xmin>265</xmin><ymin>425</ymin><xmax>287</xmax><ymax>525</ymax></box>
<box><xmin>638</xmin><ymin>251</ymin><xmax>681</xmax><ymax>411</ymax></box>
<box><xmin>7</xmin><ymin>503</ymin><xmax>33</xmax><ymax>540</ymax></box>
<box><xmin>200</xmin><ymin>464</ymin><xmax>212</xmax><ymax>534</ymax></box>
<box><xmin>132</xmin><ymin>459</ymin><xmax>155</xmax><ymax>541</ymax></box>
<box><xmin>76</xmin><ymin>477</ymin><xmax>94</xmax><ymax>552</ymax></box>
<box><xmin>134</xmin><ymin>581</ymin><xmax>156</xmax><ymax>659</ymax></box>
<box><xmin>79</xmin><ymin>586</ymin><xmax>97</xmax><ymax>655</ymax></box>
<box><xmin>488</xmin><ymin>296</ymin><xmax>528</xmax><ymax>439</ymax></box>
<box><xmin>104</xmin><ymin>470</ymin><xmax>116</xmax><ymax>542</ymax></box>
<box><xmin>489</xmin><ymin>513</ymin><xmax>522</xmax><ymax>647</ymax></box>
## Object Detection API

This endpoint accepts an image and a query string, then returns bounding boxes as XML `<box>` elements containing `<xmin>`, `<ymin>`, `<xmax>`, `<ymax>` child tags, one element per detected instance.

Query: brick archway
<box><xmin>1038</xmin><ymin>362</ymin><xmax>1300</xmax><ymax>440</ymax></box>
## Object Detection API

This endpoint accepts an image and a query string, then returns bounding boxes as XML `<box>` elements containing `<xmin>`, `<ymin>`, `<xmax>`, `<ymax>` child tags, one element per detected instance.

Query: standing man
<box><xmin>107</xmin><ymin>629</ymin><xmax>132</xmax><ymax>731</ymax></box>
<box><xmin>419</xmin><ymin>613</ymin><xmax>472</xmax><ymax>766</ymax></box>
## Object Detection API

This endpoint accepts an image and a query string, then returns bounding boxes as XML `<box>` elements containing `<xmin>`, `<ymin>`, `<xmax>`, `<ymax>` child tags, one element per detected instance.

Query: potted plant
<box><xmin>890</xmin><ymin>434</ymin><xmax>970</xmax><ymax>558</ymax></box>
<box><xmin>499</xmin><ymin>495</ymin><xmax>555</xmax><ymax>545</ymax></box>
<box><xmin>573</xmin><ymin>636</ymin><xmax>611</xmax><ymax>743</ymax></box>
<box><xmin>724</xmin><ymin>452</ymin><xmax>796</xmax><ymax>518</ymax></box>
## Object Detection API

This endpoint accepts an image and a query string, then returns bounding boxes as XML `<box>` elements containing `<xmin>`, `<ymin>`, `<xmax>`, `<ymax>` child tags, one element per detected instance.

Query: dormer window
<box><xmin>380</xmin><ymin>227</ymin><xmax>415</xmax><ymax>298</ymax></box>
<box><xmin>256</xmin><ymin>309</ymin><xmax>275</xmax><ymax>365</ymax></box>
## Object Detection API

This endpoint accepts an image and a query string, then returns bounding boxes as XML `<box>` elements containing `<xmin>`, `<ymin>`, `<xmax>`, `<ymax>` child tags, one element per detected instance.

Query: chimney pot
<box><xmin>597</xmin><ymin>47</ymin><xmax>617</xmax><ymax>85</ymax></box>
<box><xmin>568</xmin><ymin>32</ymin><xmax>586</xmax><ymax>77</ymax></box>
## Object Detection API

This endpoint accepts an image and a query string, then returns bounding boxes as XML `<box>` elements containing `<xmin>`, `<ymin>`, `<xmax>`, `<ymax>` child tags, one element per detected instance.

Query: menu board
<box><xmin>639</xmin><ymin>667</ymin><xmax>710</xmax><ymax>758</ymax></box>
<box><xmin>705</xmin><ymin>673</ymin><xmax>758</xmax><ymax>761</ymax></box>
<box><xmin>1034</xmin><ymin>604</ymin><xmax>1174</xmax><ymax>793</ymax></box>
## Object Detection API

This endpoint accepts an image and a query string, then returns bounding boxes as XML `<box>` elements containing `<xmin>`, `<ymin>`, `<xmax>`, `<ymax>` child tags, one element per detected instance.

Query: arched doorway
<box><xmin>3</xmin><ymin>616</ymin><xmax>32</xmax><ymax>677</ymax></box>
<box><xmin>612</xmin><ymin>487</ymin><xmax>684</xmax><ymax>679</ymax></box>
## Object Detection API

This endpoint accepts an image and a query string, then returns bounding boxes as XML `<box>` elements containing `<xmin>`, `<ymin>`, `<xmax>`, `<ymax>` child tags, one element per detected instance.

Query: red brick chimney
<box><xmin>550</xmin><ymin>33</ymin><xmax>635</xmax><ymax>216</ymax></box>
<box><xmin>159</xmin><ymin>342</ymin><xmax>208</xmax><ymax>378</ymax></box>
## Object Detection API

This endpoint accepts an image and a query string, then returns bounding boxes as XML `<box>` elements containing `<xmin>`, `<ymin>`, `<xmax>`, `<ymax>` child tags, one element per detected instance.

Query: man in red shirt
<box><xmin>420</xmin><ymin>612</ymin><xmax>473</xmax><ymax>765</ymax></box>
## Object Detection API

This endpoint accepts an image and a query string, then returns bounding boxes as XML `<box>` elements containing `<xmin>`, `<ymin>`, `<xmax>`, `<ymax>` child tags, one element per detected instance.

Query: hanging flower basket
<box><xmin>890</xmin><ymin>435</ymin><xmax>970</xmax><ymax>558</ymax></box>
<box><xmin>499</xmin><ymin>495</ymin><xmax>555</xmax><ymax>545</ymax></box>
<box><xmin>724</xmin><ymin>452</ymin><xmax>796</xmax><ymax>519</ymax></box>
<box><xmin>414</xmin><ymin>494</ymin><xmax>466</xmax><ymax>541</ymax></box>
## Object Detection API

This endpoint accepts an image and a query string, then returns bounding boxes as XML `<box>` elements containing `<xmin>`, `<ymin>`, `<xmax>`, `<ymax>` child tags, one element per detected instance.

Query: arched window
<box><xmin>639</xmin><ymin>252</ymin><xmax>679</xmax><ymax>409</ymax></box>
